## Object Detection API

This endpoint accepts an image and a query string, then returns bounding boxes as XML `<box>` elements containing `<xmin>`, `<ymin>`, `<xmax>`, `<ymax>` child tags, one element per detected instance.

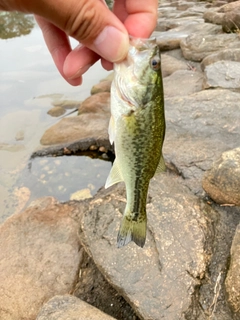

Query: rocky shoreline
<box><xmin>1</xmin><ymin>0</ymin><xmax>240</xmax><ymax>319</ymax></box>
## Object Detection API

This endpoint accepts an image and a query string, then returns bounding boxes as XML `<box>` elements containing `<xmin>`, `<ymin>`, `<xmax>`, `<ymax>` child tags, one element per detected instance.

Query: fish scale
<box><xmin>105</xmin><ymin>37</ymin><xmax>165</xmax><ymax>248</ymax></box>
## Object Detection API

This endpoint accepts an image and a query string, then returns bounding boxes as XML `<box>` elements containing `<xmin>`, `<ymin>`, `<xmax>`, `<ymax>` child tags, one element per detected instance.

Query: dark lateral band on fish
<box><xmin>105</xmin><ymin>36</ymin><xmax>165</xmax><ymax>248</ymax></box>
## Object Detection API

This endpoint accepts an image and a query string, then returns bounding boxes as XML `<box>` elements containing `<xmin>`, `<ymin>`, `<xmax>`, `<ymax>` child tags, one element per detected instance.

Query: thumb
<box><xmin>31</xmin><ymin>0</ymin><xmax>129</xmax><ymax>62</ymax></box>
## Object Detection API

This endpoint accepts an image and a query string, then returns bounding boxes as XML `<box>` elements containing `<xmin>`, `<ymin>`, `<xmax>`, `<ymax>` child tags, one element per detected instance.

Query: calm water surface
<box><xmin>0</xmin><ymin>13</ymin><xmax>111</xmax><ymax>223</ymax></box>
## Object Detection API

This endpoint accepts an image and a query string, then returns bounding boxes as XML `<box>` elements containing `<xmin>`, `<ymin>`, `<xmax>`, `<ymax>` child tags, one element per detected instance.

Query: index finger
<box><xmin>113</xmin><ymin>0</ymin><xmax>158</xmax><ymax>38</ymax></box>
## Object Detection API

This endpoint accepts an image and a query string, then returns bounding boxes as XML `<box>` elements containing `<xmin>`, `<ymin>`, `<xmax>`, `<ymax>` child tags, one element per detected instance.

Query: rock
<box><xmin>201</xmin><ymin>48</ymin><xmax>240</xmax><ymax>70</ymax></box>
<box><xmin>13</xmin><ymin>186</ymin><xmax>31</xmax><ymax>214</ymax></box>
<box><xmin>156</xmin><ymin>16</ymin><xmax>204</xmax><ymax>32</ymax></box>
<box><xmin>36</xmin><ymin>295</ymin><xmax>117</xmax><ymax>320</ymax></box>
<box><xmin>164</xmin><ymin>89</ymin><xmax>240</xmax><ymax>195</ymax></box>
<box><xmin>40</xmin><ymin>113</ymin><xmax>109</xmax><ymax>148</ymax></box>
<box><xmin>222</xmin><ymin>9</ymin><xmax>240</xmax><ymax>32</ymax></box>
<box><xmin>163</xmin><ymin>69</ymin><xmax>203</xmax><ymax>97</ymax></box>
<box><xmin>180</xmin><ymin>33</ymin><xmax>240</xmax><ymax>61</ymax></box>
<box><xmin>52</xmin><ymin>99</ymin><xmax>81</xmax><ymax>109</ymax></box>
<box><xmin>203</xmin><ymin>61</ymin><xmax>240</xmax><ymax>89</ymax></box>
<box><xmin>225</xmin><ymin>223</ymin><xmax>240</xmax><ymax>316</ymax></box>
<box><xmin>74</xmin><ymin>248</ymin><xmax>140</xmax><ymax>320</ymax></box>
<box><xmin>90</xmin><ymin>80</ymin><xmax>111</xmax><ymax>95</ymax></box>
<box><xmin>156</xmin><ymin>22</ymin><xmax>221</xmax><ymax>51</ymax></box>
<box><xmin>78</xmin><ymin>92</ymin><xmax>110</xmax><ymax>115</ymax></box>
<box><xmin>218</xmin><ymin>0</ymin><xmax>240</xmax><ymax>13</ymax></box>
<box><xmin>78</xmin><ymin>175</ymin><xmax>213</xmax><ymax>320</ymax></box>
<box><xmin>202</xmin><ymin>148</ymin><xmax>240</xmax><ymax>206</ymax></box>
<box><xmin>203</xmin><ymin>8</ymin><xmax>225</xmax><ymax>25</ymax></box>
<box><xmin>0</xmin><ymin>197</ymin><xmax>82</xmax><ymax>320</ymax></box>
<box><xmin>40</xmin><ymin>92</ymin><xmax>110</xmax><ymax>149</ymax></box>
<box><xmin>47</xmin><ymin>106</ymin><xmax>66</xmax><ymax>117</ymax></box>
<box><xmin>161</xmin><ymin>53</ymin><xmax>188</xmax><ymax>77</ymax></box>
<box><xmin>70</xmin><ymin>188</ymin><xmax>92</xmax><ymax>201</ymax></box>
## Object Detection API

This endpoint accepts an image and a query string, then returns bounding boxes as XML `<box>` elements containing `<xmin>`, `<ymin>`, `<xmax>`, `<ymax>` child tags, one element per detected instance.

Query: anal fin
<box><xmin>155</xmin><ymin>154</ymin><xmax>166</xmax><ymax>174</ymax></box>
<box><xmin>105</xmin><ymin>160</ymin><xmax>123</xmax><ymax>189</ymax></box>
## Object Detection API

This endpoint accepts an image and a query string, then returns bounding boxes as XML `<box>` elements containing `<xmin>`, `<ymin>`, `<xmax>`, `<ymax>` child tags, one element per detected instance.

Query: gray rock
<box><xmin>203</xmin><ymin>60</ymin><xmax>240</xmax><ymax>89</ymax></box>
<box><xmin>203</xmin><ymin>8</ymin><xmax>225</xmax><ymax>25</ymax></box>
<box><xmin>164</xmin><ymin>69</ymin><xmax>203</xmax><ymax>97</ymax></box>
<box><xmin>161</xmin><ymin>54</ymin><xmax>188</xmax><ymax>77</ymax></box>
<box><xmin>47</xmin><ymin>106</ymin><xmax>66</xmax><ymax>117</ymax></box>
<box><xmin>202</xmin><ymin>148</ymin><xmax>240</xmax><ymax>206</ymax></box>
<box><xmin>156</xmin><ymin>17</ymin><xmax>204</xmax><ymax>32</ymax></box>
<box><xmin>78</xmin><ymin>175</ymin><xmax>212</xmax><ymax>320</ymax></box>
<box><xmin>201</xmin><ymin>48</ymin><xmax>240</xmax><ymax>70</ymax></box>
<box><xmin>225</xmin><ymin>223</ymin><xmax>240</xmax><ymax>317</ymax></box>
<box><xmin>36</xmin><ymin>295</ymin><xmax>116</xmax><ymax>320</ymax></box>
<box><xmin>156</xmin><ymin>22</ymin><xmax>221</xmax><ymax>51</ymax></box>
<box><xmin>164</xmin><ymin>89</ymin><xmax>240</xmax><ymax>195</ymax></box>
<box><xmin>180</xmin><ymin>33</ymin><xmax>240</xmax><ymax>61</ymax></box>
<box><xmin>0</xmin><ymin>197</ymin><xmax>82</xmax><ymax>320</ymax></box>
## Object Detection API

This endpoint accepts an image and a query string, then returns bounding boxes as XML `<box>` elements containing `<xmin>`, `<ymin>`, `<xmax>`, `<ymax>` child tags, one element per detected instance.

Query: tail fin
<box><xmin>117</xmin><ymin>214</ymin><xmax>147</xmax><ymax>248</ymax></box>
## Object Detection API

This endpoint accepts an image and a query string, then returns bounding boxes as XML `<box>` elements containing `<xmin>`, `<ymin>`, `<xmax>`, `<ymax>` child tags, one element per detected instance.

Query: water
<box><xmin>0</xmin><ymin>13</ymin><xmax>111</xmax><ymax>223</ymax></box>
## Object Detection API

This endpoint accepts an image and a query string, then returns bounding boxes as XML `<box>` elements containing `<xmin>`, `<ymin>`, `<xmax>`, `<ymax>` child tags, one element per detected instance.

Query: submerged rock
<box><xmin>202</xmin><ymin>148</ymin><xmax>240</xmax><ymax>206</ymax></box>
<box><xmin>47</xmin><ymin>106</ymin><xmax>66</xmax><ymax>117</ymax></box>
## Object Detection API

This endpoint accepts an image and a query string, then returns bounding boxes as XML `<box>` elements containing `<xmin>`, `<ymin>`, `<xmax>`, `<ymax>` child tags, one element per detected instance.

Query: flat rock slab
<box><xmin>203</xmin><ymin>61</ymin><xmax>240</xmax><ymax>89</ymax></box>
<box><xmin>180</xmin><ymin>33</ymin><xmax>240</xmax><ymax>61</ymax></box>
<box><xmin>0</xmin><ymin>197</ymin><xmax>82</xmax><ymax>320</ymax></box>
<box><xmin>164</xmin><ymin>69</ymin><xmax>203</xmax><ymax>97</ymax></box>
<box><xmin>164</xmin><ymin>89</ymin><xmax>240</xmax><ymax>194</ymax></box>
<box><xmin>202</xmin><ymin>148</ymin><xmax>240</xmax><ymax>205</ymax></box>
<box><xmin>201</xmin><ymin>48</ymin><xmax>240</xmax><ymax>70</ymax></box>
<box><xmin>161</xmin><ymin>54</ymin><xmax>188</xmax><ymax>77</ymax></box>
<box><xmin>225</xmin><ymin>223</ymin><xmax>240</xmax><ymax>316</ymax></box>
<box><xmin>156</xmin><ymin>22</ymin><xmax>221</xmax><ymax>50</ymax></box>
<box><xmin>36</xmin><ymin>295</ymin><xmax>116</xmax><ymax>320</ymax></box>
<box><xmin>79</xmin><ymin>175</ymin><xmax>213</xmax><ymax>320</ymax></box>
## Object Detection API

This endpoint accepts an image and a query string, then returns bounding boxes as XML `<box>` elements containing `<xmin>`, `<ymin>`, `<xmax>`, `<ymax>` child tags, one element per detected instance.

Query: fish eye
<box><xmin>150</xmin><ymin>56</ymin><xmax>161</xmax><ymax>71</ymax></box>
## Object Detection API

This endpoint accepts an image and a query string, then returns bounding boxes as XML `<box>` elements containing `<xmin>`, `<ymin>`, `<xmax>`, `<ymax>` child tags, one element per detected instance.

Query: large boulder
<box><xmin>0</xmin><ymin>197</ymin><xmax>82</xmax><ymax>320</ymax></box>
<box><xmin>79</xmin><ymin>175</ymin><xmax>212</xmax><ymax>320</ymax></box>
<box><xmin>202</xmin><ymin>148</ymin><xmax>240</xmax><ymax>206</ymax></box>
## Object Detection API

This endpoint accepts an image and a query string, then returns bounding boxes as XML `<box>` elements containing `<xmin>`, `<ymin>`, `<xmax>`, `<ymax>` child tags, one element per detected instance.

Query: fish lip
<box><xmin>129</xmin><ymin>35</ymin><xmax>157</xmax><ymax>50</ymax></box>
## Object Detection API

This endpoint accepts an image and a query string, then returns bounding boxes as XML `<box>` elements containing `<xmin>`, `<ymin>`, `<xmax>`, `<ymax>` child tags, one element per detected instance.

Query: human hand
<box><xmin>0</xmin><ymin>0</ymin><xmax>158</xmax><ymax>85</ymax></box>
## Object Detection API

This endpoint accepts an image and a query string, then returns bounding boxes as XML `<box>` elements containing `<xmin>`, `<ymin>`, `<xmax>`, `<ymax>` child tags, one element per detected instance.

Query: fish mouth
<box><xmin>129</xmin><ymin>35</ymin><xmax>157</xmax><ymax>51</ymax></box>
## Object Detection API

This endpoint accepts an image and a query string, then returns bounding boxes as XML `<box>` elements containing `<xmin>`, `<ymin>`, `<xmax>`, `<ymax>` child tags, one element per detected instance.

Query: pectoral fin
<box><xmin>155</xmin><ymin>155</ymin><xmax>166</xmax><ymax>174</ymax></box>
<box><xmin>105</xmin><ymin>160</ymin><xmax>124</xmax><ymax>188</ymax></box>
<box><xmin>108</xmin><ymin>116</ymin><xmax>115</xmax><ymax>145</ymax></box>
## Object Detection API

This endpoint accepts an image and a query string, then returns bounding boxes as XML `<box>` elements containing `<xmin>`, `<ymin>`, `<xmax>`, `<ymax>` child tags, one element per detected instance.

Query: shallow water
<box><xmin>0</xmin><ymin>13</ymin><xmax>111</xmax><ymax>223</ymax></box>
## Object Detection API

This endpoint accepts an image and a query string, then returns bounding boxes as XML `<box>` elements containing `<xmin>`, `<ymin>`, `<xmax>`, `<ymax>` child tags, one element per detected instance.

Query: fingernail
<box><xmin>94</xmin><ymin>26</ymin><xmax>129</xmax><ymax>62</ymax></box>
<box><xmin>67</xmin><ymin>64</ymin><xmax>92</xmax><ymax>80</ymax></box>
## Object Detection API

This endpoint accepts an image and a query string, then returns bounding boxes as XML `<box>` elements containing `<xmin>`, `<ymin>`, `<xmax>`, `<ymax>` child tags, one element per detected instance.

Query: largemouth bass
<box><xmin>105</xmin><ymin>37</ymin><xmax>165</xmax><ymax>248</ymax></box>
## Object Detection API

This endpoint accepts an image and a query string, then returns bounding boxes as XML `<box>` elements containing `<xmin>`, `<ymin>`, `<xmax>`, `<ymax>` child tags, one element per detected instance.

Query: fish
<box><xmin>105</xmin><ymin>37</ymin><xmax>165</xmax><ymax>248</ymax></box>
